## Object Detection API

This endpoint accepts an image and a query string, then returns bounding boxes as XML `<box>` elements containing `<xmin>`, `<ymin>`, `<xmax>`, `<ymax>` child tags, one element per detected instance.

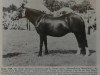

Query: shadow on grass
<box><xmin>49</xmin><ymin>49</ymin><xmax>96</xmax><ymax>55</ymax></box>
<box><xmin>89</xmin><ymin>50</ymin><xmax>96</xmax><ymax>56</ymax></box>
<box><xmin>34</xmin><ymin>49</ymin><xmax>95</xmax><ymax>56</ymax></box>
<box><xmin>49</xmin><ymin>50</ymin><xmax>77</xmax><ymax>54</ymax></box>
<box><xmin>3</xmin><ymin>52</ymin><xmax>25</xmax><ymax>58</ymax></box>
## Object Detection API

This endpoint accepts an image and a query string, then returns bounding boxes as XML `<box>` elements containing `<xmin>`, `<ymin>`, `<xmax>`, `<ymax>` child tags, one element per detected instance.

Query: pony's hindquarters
<box><xmin>69</xmin><ymin>14</ymin><xmax>89</xmax><ymax>56</ymax></box>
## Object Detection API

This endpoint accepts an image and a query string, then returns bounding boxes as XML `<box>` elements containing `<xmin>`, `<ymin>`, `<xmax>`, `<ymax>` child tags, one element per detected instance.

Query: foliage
<box><xmin>9</xmin><ymin>4</ymin><xmax>17</xmax><ymax>11</ymax></box>
<box><xmin>66</xmin><ymin>0</ymin><xmax>76</xmax><ymax>7</ymax></box>
<box><xmin>43</xmin><ymin>0</ymin><xmax>93</xmax><ymax>13</ymax></box>
<box><xmin>82</xmin><ymin>0</ymin><xmax>92</xmax><ymax>9</ymax></box>
<box><xmin>3</xmin><ymin>4</ymin><xmax>17</xmax><ymax>13</ymax></box>
<box><xmin>71</xmin><ymin>0</ymin><xmax>93</xmax><ymax>13</ymax></box>
<box><xmin>43</xmin><ymin>0</ymin><xmax>64</xmax><ymax>12</ymax></box>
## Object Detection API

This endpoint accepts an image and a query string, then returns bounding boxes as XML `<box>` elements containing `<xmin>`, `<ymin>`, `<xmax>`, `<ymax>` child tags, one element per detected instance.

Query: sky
<box><xmin>3</xmin><ymin>0</ymin><xmax>51</xmax><ymax>13</ymax></box>
<box><xmin>3</xmin><ymin>0</ymin><xmax>96</xmax><ymax>9</ymax></box>
<box><xmin>3</xmin><ymin>0</ymin><xmax>83</xmax><ymax>7</ymax></box>
<box><xmin>57</xmin><ymin>0</ymin><xmax>83</xmax><ymax>4</ymax></box>
<box><xmin>3</xmin><ymin>0</ymin><xmax>44</xmax><ymax>7</ymax></box>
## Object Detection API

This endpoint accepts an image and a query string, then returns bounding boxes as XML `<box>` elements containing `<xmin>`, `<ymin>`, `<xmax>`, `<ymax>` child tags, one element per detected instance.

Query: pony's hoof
<box><xmin>81</xmin><ymin>53</ymin><xmax>86</xmax><ymax>56</ymax></box>
<box><xmin>81</xmin><ymin>53</ymin><xmax>90</xmax><ymax>57</ymax></box>
<box><xmin>76</xmin><ymin>48</ymin><xmax>81</xmax><ymax>55</ymax></box>
<box><xmin>45</xmin><ymin>52</ymin><xmax>49</xmax><ymax>55</ymax></box>
<box><xmin>76</xmin><ymin>51</ymin><xmax>80</xmax><ymax>55</ymax></box>
<box><xmin>38</xmin><ymin>54</ymin><xmax>42</xmax><ymax>57</ymax></box>
<box><xmin>76</xmin><ymin>53</ymin><xmax>80</xmax><ymax>55</ymax></box>
<box><xmin>84</xmin><ymin>53</ymin><xmax>90</xmax><ymax>57</ymax></box>
<box><xmin>85</xmin><ymin>48</ymin><xmax>90</xmax><ymax>56</ymax></box>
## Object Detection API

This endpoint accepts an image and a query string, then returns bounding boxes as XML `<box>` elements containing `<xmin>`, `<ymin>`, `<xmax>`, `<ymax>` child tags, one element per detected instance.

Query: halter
<box><xmin>21</xmin><ymin>8</ymin><xmax>26</xmax><ymax>18</ymax></box>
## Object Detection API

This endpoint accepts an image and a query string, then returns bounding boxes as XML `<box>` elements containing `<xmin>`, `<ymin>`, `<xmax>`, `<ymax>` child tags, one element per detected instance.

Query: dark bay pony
<box><xmin>12</xmin><ymin>5</ymin><xmax>89</xmax><ymax>56</ymax></box>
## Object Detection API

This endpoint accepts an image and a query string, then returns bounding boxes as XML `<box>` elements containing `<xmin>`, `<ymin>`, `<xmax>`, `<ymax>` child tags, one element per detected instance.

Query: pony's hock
<box><xmin>12</xmin><ymin>5</ymin><xmax>89</xmax><ymax>56</ymax></box>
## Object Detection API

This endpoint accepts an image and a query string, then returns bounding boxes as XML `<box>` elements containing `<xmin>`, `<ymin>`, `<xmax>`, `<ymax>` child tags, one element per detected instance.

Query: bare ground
<box><xmin>2</xmin><ymin>30</ymin><xmax>96</xmax><ymax>66</ymax></box>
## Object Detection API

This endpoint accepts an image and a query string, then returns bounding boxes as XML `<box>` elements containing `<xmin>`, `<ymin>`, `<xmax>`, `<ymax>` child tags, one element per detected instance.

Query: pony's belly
<box><xmin>47</xmin><ymin>28</ymin><xmax>70</xmax><ymax>37</ymax></box>
<box><xmin>48</xmin><ymin>33</ymin><xmax>69</xmax><ymax>37</ymax></box>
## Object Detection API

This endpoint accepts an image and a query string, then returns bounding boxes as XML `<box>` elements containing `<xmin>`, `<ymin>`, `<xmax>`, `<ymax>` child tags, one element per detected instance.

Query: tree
<box><xmin>9</xmin><ymin>4</ymin><xmax>17</xmax><ymax>11</ymax></box>
<box><xmin>67</xmin><ymin>0</ymin><xmax>76</xmax><ymax>8</ymax></box>
<box><xmin>43</xmin><ymin>0</ymin><xmax>63</xmax><ymax>12</ymax></box>
<box><xmin>82</xmin><ymin>0</ymin><xmax>92</xmax><ymax>10</ymax></box>
<box><xmin>71</xmin><ymin>0</ymin><xmax>93</xmax><ymax>13</ymax></box>
<box><xmin>3</xmin><ymin>4</ymin><xmax>17</xmax><ymax>13</ymax></box>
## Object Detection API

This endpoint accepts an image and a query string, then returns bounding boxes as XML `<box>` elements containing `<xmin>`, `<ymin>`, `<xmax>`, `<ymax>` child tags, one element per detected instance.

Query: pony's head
<box><xmin>11</xmin><ymin>0</ymin><xmax>27</xmax><ymax>20</ymax></box>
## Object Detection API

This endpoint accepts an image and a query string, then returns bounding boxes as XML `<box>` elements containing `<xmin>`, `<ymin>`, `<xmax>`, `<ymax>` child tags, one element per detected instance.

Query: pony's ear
<box><xmin>23</xmin><ymin>0</ymin><xmax>27</xmax><ymax>5</ymax></box>
<box><xmin>20</xmin><ymin>0</ymin><xmax>27</xmax><ymax>8</ymax></box>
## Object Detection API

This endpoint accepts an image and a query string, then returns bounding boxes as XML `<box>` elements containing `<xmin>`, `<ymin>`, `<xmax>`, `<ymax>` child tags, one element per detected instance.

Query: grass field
<box><xmin>2</xmin><ymin>29</ymin><xmax>96</xmax><ymax>66</ymax></box>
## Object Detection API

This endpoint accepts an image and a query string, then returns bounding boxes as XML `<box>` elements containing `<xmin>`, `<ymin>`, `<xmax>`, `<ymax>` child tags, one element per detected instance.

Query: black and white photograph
<box><xmin>2</xmin><ymin>0</ymin><xmax>96</xmax><ymax>66</ymax></box>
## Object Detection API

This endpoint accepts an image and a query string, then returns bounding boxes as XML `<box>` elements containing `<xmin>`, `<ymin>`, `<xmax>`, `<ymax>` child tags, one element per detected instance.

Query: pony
<box><xmin>11</xmin><ymin>4</ymin><xmax>89</xmax><ymax>56</ymax></box>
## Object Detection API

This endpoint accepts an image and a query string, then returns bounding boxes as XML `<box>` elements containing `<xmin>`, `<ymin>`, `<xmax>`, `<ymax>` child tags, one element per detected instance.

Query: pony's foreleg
<box><xmin>43</xmin><ymin>36</ymin><xmax>48</xmax><ymax>55</ymax></box>
<box><xmin>38</xmin><ymin>35</ymin><xmax>44</xmax><ymax>56</ymax></box>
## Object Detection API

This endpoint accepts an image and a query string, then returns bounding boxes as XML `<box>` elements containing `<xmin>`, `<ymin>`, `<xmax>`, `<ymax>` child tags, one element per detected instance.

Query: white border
<box><xmin>0</xmin><ymin>0</ymin><xmax>3</xmax><ymax>69</ymax></box>
<box><xmin>0</xmin><ymin>0</ymin><xmax>100</xmax><ymax>75</ymax></box>
<box><xmin>96</xmin><ymin>0</ymin><xmax>100</xmax><ymax>75</ymax></box>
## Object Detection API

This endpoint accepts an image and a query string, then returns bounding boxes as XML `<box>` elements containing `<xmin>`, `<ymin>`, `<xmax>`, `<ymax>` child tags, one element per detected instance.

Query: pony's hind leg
<box><xmin>74</xmin><ymin>32</ymin><xmax>89</xmax><ymax>56</ymax></box>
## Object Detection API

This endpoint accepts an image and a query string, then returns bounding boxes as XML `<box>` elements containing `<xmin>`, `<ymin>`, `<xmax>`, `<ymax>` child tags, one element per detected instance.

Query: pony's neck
<box><xmin>25</xmin><ymin>7</ymin><xmax>45</xmax><ymax>26</ymax></box>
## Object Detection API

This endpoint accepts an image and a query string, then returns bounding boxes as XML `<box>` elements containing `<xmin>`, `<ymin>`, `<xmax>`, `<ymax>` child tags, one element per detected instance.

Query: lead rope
<box><xmin>65</xmin><ymin>15</ymin><xmax>71</xmax><ymax>30</ymax></box>
<box><xmin>35</xmin><ymin>14</ymin><xmax>46</xmax><ymax>28</ymax></box>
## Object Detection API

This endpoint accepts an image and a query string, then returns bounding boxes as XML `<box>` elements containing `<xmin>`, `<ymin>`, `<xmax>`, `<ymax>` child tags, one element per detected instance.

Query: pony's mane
<box><xmin>25</xmin><ymin>7</ymin><xmax>46</xmax><ymax>14</ymax></box>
